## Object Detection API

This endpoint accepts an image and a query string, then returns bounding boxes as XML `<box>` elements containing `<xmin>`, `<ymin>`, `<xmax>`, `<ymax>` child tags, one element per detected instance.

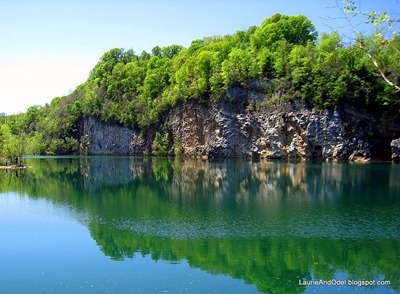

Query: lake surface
<box><xmin>0</xmin><ymin>157</ymin><xmax>399</xmax><ymax>293</ymax></box>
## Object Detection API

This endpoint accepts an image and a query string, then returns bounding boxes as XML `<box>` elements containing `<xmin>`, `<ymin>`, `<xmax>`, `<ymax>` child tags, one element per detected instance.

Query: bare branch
<box><xmin>359</xmin><ymin>42</ymin><xmax>400</xmax><ymax>92</ymax></box>
<box><xmin>334</xmin><ymin>0</ymin><xmax>400</xmax><ymax>91</ymax></box>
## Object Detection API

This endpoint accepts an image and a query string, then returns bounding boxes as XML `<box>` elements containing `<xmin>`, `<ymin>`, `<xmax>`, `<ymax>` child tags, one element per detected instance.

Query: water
<box><xmin>0</xmin><ymin>157</ymin><xmax>399</xmax><ymax>293</ymax></box>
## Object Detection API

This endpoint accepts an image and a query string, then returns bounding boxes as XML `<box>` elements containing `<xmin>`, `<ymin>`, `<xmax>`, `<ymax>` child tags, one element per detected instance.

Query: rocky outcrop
<box><xmin>80</xmin><ymin>117</ymin><xmax>145</xmax><ymax>155</ymax></box>
<box><xmin>391</xmin><ymin>138</ymin><xmax>400</xmax><ymax>161</ymax></box>
<box><xmin>166</xmin><ymin>100</ymin><xmax>397</xmax><ymax>161</ymax></box>
<box><xmin>80</xmin><ymin>87</ymin><xmax>400</xmax><ymax>161</ymax></box>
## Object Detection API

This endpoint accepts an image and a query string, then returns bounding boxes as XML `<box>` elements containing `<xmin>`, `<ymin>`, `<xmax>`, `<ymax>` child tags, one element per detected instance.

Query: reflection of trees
<box><xmin>1</xmin><ymin>157</ymin><xmax>399</xmax><ymax>293</ymax></box>
<box><xmin>89</xmin><ymin>222</ymin><xmax>400</xmax><ymax>294</ymax></box>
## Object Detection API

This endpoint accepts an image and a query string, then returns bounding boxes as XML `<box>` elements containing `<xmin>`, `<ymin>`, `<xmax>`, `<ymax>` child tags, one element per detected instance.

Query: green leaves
<box><xmin>0</xmin><ymin>124</ymin><xmax>25</xmax><ymax>160</ymax></box>
<box><xmin>343</xmin><ymin>0</ymin><xmax>357</xmax><ymax>14</ymax></box>
<box><xmin>152</xmin><ymin>132</ymin><xmax>170</xmax><ymax>156</ymax></box>
<box><xmin>341</xmin><ymin>0</ymin><xmax>400</xmax><ymax>91</ymax></box>
<box><xmin>221</xmin><ymin>48</ymin><xmax>253</xmax><ymax>86</ymax></box>
<box><xmin>251</xmin><ymin>14</ymin><xmax>317</xmax><ymax>49</ymax></box>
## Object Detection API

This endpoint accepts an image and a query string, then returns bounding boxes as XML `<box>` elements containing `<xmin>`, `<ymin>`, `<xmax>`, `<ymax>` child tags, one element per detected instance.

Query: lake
<box><xmin>0</xmin><ymin>157</ymin><xmax>399</xmax><ymax>293</ymax></box>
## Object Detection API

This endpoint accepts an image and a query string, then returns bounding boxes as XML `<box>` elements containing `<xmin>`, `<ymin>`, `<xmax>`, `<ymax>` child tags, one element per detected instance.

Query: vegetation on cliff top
<box><xmin>1</xmin><ymin>13</ymin><xmax>399</xmax><ymax>156</ymax></box>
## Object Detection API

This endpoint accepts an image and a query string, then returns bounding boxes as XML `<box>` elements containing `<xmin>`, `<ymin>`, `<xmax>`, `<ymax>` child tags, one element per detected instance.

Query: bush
<box><xmin>152</xmin><ymin>132</ymin><xmax>170</xmax><ymax>156</ymax></box>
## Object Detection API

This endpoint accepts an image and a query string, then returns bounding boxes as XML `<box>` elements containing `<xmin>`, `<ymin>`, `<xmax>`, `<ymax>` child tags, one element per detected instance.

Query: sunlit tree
<box><xmin>339</xmin><ymin>0</ymin><xmax>400</xmax><ymax>92</ymax></box>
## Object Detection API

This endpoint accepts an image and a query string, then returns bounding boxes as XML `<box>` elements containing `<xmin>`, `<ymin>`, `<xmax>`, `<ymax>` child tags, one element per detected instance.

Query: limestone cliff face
<box><xmin>80</xmin><ymin>117</ymin><xmax>144</xmax><ymax>156</ymax></box>
<box><xmin>81</xmin><ymin>88</ymin><xmax>400</xmax><ymax>161</ymax></box>
<box><xmin>392</xmin><ymin>139</ymin><xmax>400</xmax><ymax>161</ymax></box>
<box><xmin>166</xmin><ymin>100</ymin><xmax>398</xmax><ymax>161</ymax></box>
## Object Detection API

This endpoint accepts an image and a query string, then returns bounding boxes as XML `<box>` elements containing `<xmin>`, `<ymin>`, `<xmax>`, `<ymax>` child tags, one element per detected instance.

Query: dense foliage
<box><xmin>1</xmin><ymin>14</ymin><xmax>399</xmax><ymax>156</ymax></box>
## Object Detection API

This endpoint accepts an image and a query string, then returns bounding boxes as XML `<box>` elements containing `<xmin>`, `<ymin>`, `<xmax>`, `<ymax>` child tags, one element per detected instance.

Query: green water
<box><xmin>0</xmin><ymin>157</ymin><xmax>399</xmax><ymax>293</ymax></box>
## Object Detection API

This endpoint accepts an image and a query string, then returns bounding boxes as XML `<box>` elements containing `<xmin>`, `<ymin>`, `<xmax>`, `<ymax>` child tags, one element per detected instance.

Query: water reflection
<box><xmin>1</xmin><ymin>157</ymin><xmax>399</xmax><ymax>293</ymax></box>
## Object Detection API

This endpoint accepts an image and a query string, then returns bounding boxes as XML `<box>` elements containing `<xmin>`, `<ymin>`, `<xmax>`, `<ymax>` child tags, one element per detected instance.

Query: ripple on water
<box><xmin>111</xmin><ymin>207</ymin><xmax>400</xmax><ymax>240</ymax></box>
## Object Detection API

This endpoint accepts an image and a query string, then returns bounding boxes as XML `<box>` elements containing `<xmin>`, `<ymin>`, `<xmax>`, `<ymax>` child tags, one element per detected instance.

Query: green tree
<box><xmin>0</xmin><ymin>124</ymin><xmax>25</xmax><ymax>164</ymax></box>
<box><xmin>195</xmin><ymin>50</ymin><xmax>213</xmax><ymax>94</ymax></box>
<box><xmin>289</xmin><ymin>42</ymin><xmax>314</xmax><ymax>87</ymax></box>
<box><xmin>25</xmin><ymin>132</ymin><xmax>46</xmax><ymax>155</ymax></box>
<box><xmin>340</xmin><ymin>0</ymin><xmax>400</xmax><ymax>92</ymax></box>
<box><xmin>152</xmin><ymin>132</ymin><xmax>170</xmax><ymax>156</ymax></box>
<box><xmin>221</xmin><ymin>48</ymin><xmax>253</xmax><ymax>86</ymax></box>
<box><xmin>162</xmin><ymin>45</ymin><xmax>184</xmax><ymax>59</ymax></box>
<box><xmin>251</xmin><ymin>14</ymin><xmax>317</xmax><ymax>49</ymax></box>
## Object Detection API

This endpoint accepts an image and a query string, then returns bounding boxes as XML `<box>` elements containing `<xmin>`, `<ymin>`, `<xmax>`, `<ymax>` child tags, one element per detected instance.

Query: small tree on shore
<box><xmin>0</xmin><ymin>124</ymin><xmax>25</xmax><ymax>166</ymax></box>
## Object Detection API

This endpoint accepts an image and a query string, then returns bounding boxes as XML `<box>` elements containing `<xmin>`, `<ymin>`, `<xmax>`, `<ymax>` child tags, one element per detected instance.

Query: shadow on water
<box><xmin>1</xmin><ymin>156</ymin><xmax>399</xmax><ymax>293</ymax></box>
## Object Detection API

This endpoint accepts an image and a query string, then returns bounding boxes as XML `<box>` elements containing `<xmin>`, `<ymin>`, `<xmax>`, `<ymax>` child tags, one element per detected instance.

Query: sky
<box><xmin>0</xmin><ymin>0</ymin><xmax>399</xmax><ymax>115</ymax></box>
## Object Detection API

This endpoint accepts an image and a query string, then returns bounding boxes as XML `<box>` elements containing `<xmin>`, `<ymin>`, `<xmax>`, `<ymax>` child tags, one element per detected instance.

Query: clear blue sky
<box><xmin>0</xmin><ymin>0</ymin><xmax>398</xmax><ymax>115</ymax></box>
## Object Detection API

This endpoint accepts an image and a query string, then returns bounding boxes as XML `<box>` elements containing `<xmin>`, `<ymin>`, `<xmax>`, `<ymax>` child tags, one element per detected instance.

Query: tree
<box><xmin>250</xmin><ymin>14</ymin><xmax>317</xmax><ymax>49</ymax></box>
<box><xmin>152</xmin><ymin>46</ymin><xmax>162</xmax><ymax>57</ymax></box>
<box><xmin>152</xmin><ymin>132</ymin><xmax>170</xmax><ymax>156</ymax></box>
<box><xmin>339</xmin><ymin>0</ymin><xmax>400</xmax><ymax>92</ymax></box>
<box><xmin>0</xmin><ymin>124</ymin><xmax>25</xmax><ymax>164</ymax></box>
<box><xmin>195</xmin><ymin>50</ymin><xmax>213</xmax><ymax>94</ymax></box>
<box><xmin>289</xmin><ymin>42</ymin><xmax>314</xmax><ymax>87</ymax></box>
<box><xmin>162</xmin><ymin>45</ymin><xmax>184</xmax><ymax>59</ymax></box>
<box><xmin>221</xmin><ymin>48</ymin><xmax>253</xmax><ymax>86</ymax></box>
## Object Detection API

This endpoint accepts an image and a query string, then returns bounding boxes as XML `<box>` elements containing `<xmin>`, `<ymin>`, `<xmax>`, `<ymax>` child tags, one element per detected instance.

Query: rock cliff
<box><xmin>391</xmin><ymin>138</ymin><xmax>400</xmax><ymax>161</ymax></box>
<box><xmin>80</xmin><ymin>86</ymin><xmax>400</xmax><ymax>161</ymax></box>
<box><xmin>80</xmin><ymin>116</ymin><xmax>143</xmax><ymax>156</ymax></box>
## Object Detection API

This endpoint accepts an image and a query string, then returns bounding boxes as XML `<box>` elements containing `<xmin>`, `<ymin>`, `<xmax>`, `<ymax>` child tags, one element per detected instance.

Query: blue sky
<box><xmin>0</xmin><ymin>0</ymin><xmax>399</xmax><ymax>115</ymax></box>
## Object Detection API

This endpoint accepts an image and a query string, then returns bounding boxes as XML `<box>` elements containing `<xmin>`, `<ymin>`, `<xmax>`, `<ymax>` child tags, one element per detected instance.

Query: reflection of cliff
<box><xmin>1</xmin><ymin>157</ymin><xmax>399</xmax><ymax>293</ymax></box>
<box><xmin>80</xmin><ymin>156</ymin><xmax>139</xmax><ymax>191</ymax></box>
<box><xmin>166</xmin><ymin>160</ymin><xmax>400</xmax><ymax>211</ymax></box>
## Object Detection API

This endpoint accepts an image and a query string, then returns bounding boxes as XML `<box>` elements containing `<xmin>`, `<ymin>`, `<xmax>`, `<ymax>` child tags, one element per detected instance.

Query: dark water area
<box><xmin>0</xmin><ymin>157</ymin><xmax>399</xmax><ymax>293</ymax></box>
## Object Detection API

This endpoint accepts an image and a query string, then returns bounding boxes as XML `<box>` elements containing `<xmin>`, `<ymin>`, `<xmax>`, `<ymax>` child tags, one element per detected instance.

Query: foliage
<box><xmin>1</xmin><ymin>95</ymin><xmax>81</xmax><ymax>156</ymax></box>
<box><xmin>1</xmin><ymin>13</ymin><xmax>399</xmax><ymax>156</ymax></box>
<box><xmin>173</xmin><ymin>140</ymin><xmax>183</xmax><ymax>157</ymax></box>
<box><xmin>152</xmin><ymin>132</ymin><xmax>171</xmax><ymax>156</ymax></box>
<box><xmin>342</xmin><ymin>0</ymin><xmax>399</xmax><ymax>35</ymax></box>
<box><xmin>340</xmin><ymin>0</ymin><xmax>400</xmax><ymax>91</ymax></box>
<box><xmin>0</xmin><ymin>124</ymin><xmax>25</xmax><ymax>164</ymax></box>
